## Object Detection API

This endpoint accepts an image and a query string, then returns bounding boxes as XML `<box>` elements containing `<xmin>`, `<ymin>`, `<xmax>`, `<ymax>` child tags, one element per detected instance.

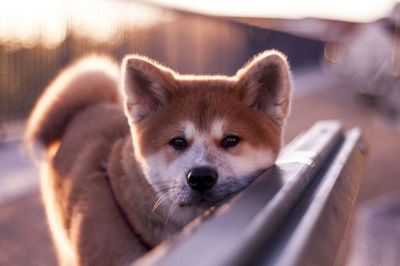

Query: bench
<box><xmin>134</xmin><ymin>120</ymin><xmax>367</xmax><ymax>266</ymax></box>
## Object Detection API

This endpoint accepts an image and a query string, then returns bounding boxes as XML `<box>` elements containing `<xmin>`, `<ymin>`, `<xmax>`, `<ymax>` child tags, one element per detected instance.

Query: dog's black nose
<box><xmin>186</xmin><ymin>167</ymin><xmax>218</xmax><ymax>193</ymax></box>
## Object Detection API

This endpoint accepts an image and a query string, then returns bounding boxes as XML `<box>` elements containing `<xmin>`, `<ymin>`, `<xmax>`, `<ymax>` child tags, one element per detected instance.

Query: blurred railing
<box><xmin>134</xmin><ymin>120</ymin><xmax>367</xmax><ymax>266</ymax></box>
<box><xmin>0</xmin><ymin>0</ymin><xmax>325</xmax><ymax>138</ymax></box>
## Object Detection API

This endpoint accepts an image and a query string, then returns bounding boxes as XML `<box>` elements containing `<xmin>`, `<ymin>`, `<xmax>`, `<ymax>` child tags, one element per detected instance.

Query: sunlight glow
<box><xmin>0</xmin><ymin>0</ymin><xmax>398</xmax><ymax>49</ymax></box>
<box><xmin>149</xmin><ymin>0</ymin><xmax>397</xmax><ymax>22</ymax></box>
<box><xmin>0</xmin><ymin>0</ymin><xmax>172</xmax><ymax>49</ymax></box>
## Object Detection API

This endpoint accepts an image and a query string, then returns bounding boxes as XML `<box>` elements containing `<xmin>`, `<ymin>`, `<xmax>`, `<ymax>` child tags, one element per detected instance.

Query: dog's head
<box><xmin>121</xmin><ymin>51</ymin><xmax>292</xmax><ymax>220</ymax></box>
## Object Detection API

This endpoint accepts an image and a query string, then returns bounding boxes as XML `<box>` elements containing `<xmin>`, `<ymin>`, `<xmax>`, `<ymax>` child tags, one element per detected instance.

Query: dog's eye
<box><xmin>220</xmin><ymin>135</ymin><xmax>241</xmax><ymax>149</ymax></box>
<box><xmin>169</xmin><ymin>137</ymin><xmax>188</xmax><ymax>150</ymax></box>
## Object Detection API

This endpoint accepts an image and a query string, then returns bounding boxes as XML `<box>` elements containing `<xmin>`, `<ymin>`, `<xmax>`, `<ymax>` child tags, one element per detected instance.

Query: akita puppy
<box><xmin>25</xmin><ymin>50</ymin><xmax>292</xmax><ymax>266</ymax></box>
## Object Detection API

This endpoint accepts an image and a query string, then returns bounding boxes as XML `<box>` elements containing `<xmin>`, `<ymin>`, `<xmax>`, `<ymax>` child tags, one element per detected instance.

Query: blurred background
<box><xmin>0</xmin><ymin>0</ymin><xmax>399</xmax><ymax>265</ymax></box>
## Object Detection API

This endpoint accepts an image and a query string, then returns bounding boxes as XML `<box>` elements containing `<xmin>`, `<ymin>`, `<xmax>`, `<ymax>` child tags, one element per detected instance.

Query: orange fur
<box><xmin>25</xmin><ymin>50</ymin><xmax>292</xmax><ymax>265</ymax></box>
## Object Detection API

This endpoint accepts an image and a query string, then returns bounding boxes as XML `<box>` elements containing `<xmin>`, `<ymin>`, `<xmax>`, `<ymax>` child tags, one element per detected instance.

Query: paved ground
<box><xmin>0</xmin><ymin>68</ymin><xmax>399</xmax><ymax>265</ymax></box>
<box><xmin>0</xmin><ymin>140</ymin><xmax>39</xmax><ymax>205</ymax></box>
<box><xmin>0</xmin><ymin>194</ymin><xmax>57</xmax><ymax>266</ymax></box>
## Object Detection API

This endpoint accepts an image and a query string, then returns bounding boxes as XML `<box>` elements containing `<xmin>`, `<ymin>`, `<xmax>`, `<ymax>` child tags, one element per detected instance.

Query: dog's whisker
<box><xmin>175</xmin><ymin>194</ymin><xmax>185</xmax><ymax>219</ymax></box>
<box><xmin>165</xmin><ymin>191</ymin><xmax>181</xmax><ymax>224</ymax></box>
<box><xmin>152</xmin><ymin>191</ymin><xmax>171</xmax><ymax>212</ymax></box>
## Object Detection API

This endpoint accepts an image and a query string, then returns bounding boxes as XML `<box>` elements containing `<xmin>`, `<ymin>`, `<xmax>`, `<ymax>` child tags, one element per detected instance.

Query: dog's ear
<box><xmin>236</xmin><ymin>51</ymin><xmax>292</xmax><ymax>124</ymax></box>
<box><xmin>122</xmin><ymin>56</ymin><xmax>176</xmax><ymax>123</ymax></box>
